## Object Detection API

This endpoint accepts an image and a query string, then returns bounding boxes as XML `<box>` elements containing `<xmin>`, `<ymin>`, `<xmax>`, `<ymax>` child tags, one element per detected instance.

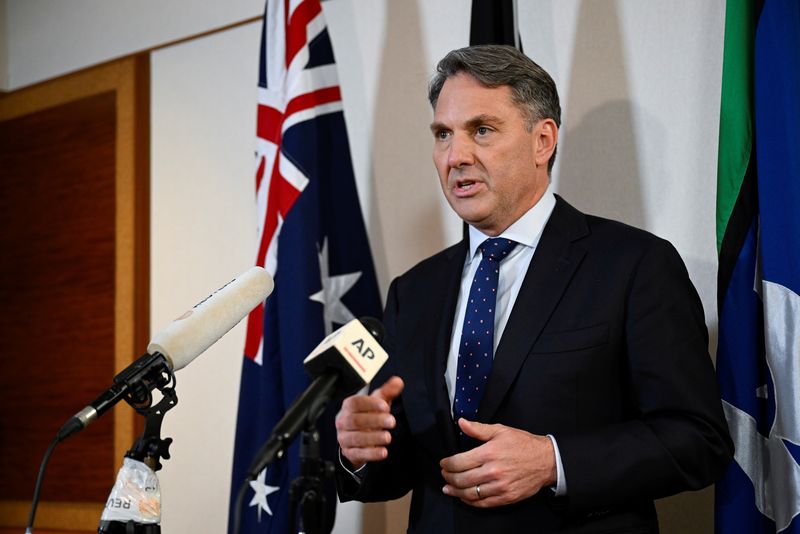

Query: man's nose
<box><xmin>447</xmin><ymin>134</ymin><xmax>475</xmax><ymax>168</ymax></box>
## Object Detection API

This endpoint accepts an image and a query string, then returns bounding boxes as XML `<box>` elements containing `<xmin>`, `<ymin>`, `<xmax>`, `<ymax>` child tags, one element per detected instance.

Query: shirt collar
<box><xmin>467</xmin><ymin>186</ymin><xmax>556</xmax><ymax>260</ymax></box>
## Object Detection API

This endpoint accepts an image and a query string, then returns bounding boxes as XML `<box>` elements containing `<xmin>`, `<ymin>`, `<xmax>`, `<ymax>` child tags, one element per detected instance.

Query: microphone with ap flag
<box><xmin>245</xmin><ymin>317</ymin><xmax>388</xmax><ymax>478</ymax></box>
<box><xmin>304</xmin><ymin>316</ymin><xmax>387</xmax><ymax>395</ymax></box>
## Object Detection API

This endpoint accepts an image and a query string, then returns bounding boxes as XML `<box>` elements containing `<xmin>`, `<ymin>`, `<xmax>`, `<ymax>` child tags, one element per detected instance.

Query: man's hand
<box><xmin>336</xmin><ymin>376</ymin><xmax>404</xmax><ymax>470</ymax></box>
<box><xmin>440</xmin><ymin>418</ymin><xmax>557</xmax><ymax>508</ymax></box>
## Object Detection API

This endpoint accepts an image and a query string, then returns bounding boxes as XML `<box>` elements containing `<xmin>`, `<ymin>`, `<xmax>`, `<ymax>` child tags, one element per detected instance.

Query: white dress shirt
<box><xmin>445</xmin><ymin>187</ymin><xmax>567</xmax><ymax>496</ymax></box>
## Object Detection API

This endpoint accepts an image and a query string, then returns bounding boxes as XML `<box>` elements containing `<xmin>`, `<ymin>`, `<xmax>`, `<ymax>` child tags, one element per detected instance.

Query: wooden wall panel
<box><xmin>0</xmin><ymin>56</ymin><xmax>149</xmax><ymax>532</ymax></box>
<box><xmin>0</xmin><ymin>92</ymin><xmax>117</xmax><ymax>503</ymax></box>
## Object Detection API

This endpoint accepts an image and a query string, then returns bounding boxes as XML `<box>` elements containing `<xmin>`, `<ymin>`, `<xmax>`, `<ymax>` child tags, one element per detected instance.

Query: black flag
<box><xmin>470</xmin><ymin>0</ymin><xmax>522</xmax><ymax>49</ymax></box>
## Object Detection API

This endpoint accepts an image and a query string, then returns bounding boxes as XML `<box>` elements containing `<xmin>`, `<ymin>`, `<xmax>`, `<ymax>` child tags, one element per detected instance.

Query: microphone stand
<box><xmin>287</xmin><ymin>424</ymin><xmax>335</xmax><ymax>534</ymax></box>
<box><xmin>97</xmin><ymin>376</ymin><xmax>178</xmax><ymax>534</ymax></box>
<box><xmin>234</xmin><ymin>375</ymin><xmax>338</xmax><ymax>534</ymax></box>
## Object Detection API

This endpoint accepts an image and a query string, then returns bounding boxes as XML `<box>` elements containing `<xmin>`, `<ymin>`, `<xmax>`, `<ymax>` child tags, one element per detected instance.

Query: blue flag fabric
<box><xmin>228</xmin><ymin>1</ymin><xmax>382</xmax><ymax>533</ymax></box>
<box><xmin>715</xmin><ymin>1</ymin><xmax>800</xmax><ymax>532</ymax></box>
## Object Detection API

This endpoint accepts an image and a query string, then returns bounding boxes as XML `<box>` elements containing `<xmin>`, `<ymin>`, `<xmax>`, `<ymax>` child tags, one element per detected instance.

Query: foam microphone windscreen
<box><xmin>147</xmin><ymin>266</ymin><xmax>274</xmax><ymax>371</ymax></box>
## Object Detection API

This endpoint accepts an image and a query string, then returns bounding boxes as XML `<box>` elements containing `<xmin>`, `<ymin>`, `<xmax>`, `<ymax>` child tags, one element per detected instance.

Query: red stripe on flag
<box><xmin>244</xmin><ymin>301</ymin><xmax>265</xmax><ymax>360</ymax></box>
<box><xmin>285</xmin><ymin>86</ymin><xmax>341</xmax><ymax>117</ymax></box>
<box><xmin>255</xmin><ymin>154</ymin><xmax>266</xmax><ymax>192</ymax></box>
<box><xmin>285</xmin><ymin>0</ymin><xmax>322</xmax><ymax>67</ymax></box>
<box><xmin>256</xmin><ymin>165</ymin><xmax>281</xmax><ymax>268</ymax></box>
<box><xmin>255</xmin><ymin>155</ymin><xmax>303</xmax><ymax>268</ymax></box>
<box><xmin>257</xmin><ymin>104</ymin><xmax>283</xmax><ymax>145</ymax></box>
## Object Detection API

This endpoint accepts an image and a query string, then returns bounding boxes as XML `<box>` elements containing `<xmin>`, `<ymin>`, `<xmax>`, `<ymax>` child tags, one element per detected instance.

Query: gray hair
<box><xmin>428</xmin><ymin>45</ymin><xmax>561</xmax><ymax>173</ymax></box>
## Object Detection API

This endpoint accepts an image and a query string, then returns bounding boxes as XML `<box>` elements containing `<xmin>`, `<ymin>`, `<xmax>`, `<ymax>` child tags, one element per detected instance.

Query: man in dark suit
<box><xmin>335</xmin><ymin>45</ymin><xmax>733</xmax><ymax>533</ymax></box>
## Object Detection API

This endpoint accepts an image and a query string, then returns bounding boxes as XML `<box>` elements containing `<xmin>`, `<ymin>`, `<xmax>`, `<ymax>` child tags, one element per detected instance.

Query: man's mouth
<box><xmin>457</xmin><ymin>180</ymin><xmax>475</xmax><ymax>190</ymax></box>
<box><xmin>452</xmin><ymin>179</ymin><xmax>483</xmax><ymax>197</ymax></box>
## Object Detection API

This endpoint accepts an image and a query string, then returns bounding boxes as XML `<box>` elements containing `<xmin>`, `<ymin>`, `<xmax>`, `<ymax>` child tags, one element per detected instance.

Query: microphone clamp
<box><xmin>58</xmin><ymin>352</ymin><xmax>173</xmax><ymax>441</ymax></box>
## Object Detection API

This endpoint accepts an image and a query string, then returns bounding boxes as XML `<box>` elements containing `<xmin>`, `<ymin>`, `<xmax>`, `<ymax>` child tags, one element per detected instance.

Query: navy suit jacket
<box><xmin>338</xmin><ymin>196</ymin><xmax>733</xmax><ymax>533</ymax></box>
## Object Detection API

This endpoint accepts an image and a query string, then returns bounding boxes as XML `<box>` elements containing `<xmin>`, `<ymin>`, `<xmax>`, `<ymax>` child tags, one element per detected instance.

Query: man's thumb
<box><xmin>372</xmin><ymin>376</ymin><xmax>404</xmax><ymax>405</ymax></box>
<box><xmin>458</xmin><ymin>418</ymin><xmax>498</xmax><ymax>441</ymax></box>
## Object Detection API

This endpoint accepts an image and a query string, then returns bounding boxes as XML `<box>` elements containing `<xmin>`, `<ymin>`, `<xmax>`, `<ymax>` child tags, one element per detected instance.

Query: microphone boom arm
<box><xmin>246</xmin><ymin>373</ymin><xmax>339</xmax><ymax>478</ymax></box>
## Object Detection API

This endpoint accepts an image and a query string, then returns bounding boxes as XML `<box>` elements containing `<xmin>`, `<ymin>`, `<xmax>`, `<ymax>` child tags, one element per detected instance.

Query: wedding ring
<box><xmin>475</xmin><ymin>485</ymin><xmax>482</xmax><ymax>499</ymax></box>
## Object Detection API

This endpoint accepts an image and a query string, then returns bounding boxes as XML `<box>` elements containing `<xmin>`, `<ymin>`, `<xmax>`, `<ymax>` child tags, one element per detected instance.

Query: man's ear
<box><xmin>534</xmin><ymin>118</ymin><xmax>558</xmax><ymax>168</ymax></box>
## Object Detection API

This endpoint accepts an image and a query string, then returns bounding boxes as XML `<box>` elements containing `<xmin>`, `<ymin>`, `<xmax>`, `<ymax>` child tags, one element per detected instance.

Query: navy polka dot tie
<box><xmin>453</xmin><ymin>238</ymin><xmax>517</xmax><ymax>439</ymax></box>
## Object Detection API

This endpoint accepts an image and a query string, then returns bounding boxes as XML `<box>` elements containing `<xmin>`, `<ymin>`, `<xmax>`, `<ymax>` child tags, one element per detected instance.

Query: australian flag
<box><xmin>715</xmin><ymin>0</ymin><xmax>800</xmax><ymax>532</ymax></box>
<box><xmin>228</xmin><ymin>1</ymin><xmax>382</xmax><ymax>532</ymax></box>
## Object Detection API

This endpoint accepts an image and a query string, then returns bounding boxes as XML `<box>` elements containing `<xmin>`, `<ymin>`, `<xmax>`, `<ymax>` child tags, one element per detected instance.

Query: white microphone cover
<box><xmin>147</xmin><ymin>266</ymin><xmax>274</xmax><ymax>371</ymax></box>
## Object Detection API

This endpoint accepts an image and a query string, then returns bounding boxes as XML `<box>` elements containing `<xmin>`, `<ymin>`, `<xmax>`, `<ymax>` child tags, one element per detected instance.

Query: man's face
<box><xmin>431</xmin><ymin>73</ymin><xmax>551</xmax><ymax>236</ymax></box>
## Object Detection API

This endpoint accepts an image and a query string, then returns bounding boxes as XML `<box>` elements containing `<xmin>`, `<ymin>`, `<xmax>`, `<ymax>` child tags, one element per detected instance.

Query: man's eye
<box><xmin>476</xmin><ymin>126</ymin><xmax>490</xmax><ymax>136</ymax></box>
<box><xmin>436</xmin><ymin>131</ymin><xmax>451</xmax><ymax>140</ymax></box>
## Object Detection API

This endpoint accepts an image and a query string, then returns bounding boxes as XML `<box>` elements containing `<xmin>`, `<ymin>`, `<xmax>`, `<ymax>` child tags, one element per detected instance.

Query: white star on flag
<box><xmin>309</xmin><ymin>237</ymin><xmax>361</xmax><ymax>334</ymax></box>
<box><xmin>248</xmin><ymin>468</ymin><xmax>280</xmax><ymax>522</ymax></box>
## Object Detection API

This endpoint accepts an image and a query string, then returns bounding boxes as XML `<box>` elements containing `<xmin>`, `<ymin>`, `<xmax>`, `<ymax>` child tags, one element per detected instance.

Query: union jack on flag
<box><xmin>228</xmin><ymin>1</ymin><xmax>381</xmax><ymax>532</ymax></box>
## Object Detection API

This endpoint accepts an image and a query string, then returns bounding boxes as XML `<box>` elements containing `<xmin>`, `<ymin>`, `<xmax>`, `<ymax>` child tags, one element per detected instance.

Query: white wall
<box><xmin>150</xmin><ymin>22</ymin><xmax>260</xmax><ymax>534</ymax></box>
<box><xmin>1</xmin><ymin>0</ymin><xmax>262</xmax><ymax>91</ymax></box>
<box><xmin>0</xmin><ymin>0</ymin><xmax>8</xmax><ymax>89</ymax></box>
<box><xmin>5</xmin><ymin>1</ymin><xmax>726</xmax><ymax>532</ymax></box>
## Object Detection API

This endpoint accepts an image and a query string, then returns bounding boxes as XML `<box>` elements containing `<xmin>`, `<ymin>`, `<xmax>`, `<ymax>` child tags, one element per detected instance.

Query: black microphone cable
<box><xmin>25</xmin><ymin>433</ymin><xmax>61</xmax><ymax>534</ymax></box>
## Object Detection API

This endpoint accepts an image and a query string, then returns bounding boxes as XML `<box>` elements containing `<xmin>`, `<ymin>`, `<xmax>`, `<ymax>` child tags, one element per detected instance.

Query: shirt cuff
<box><xmin>338</xmin><ymin>448</ymin><xmax>368</xmax><ymax>483</ymax></box>
<box><xmin>547</xmin><ymin>434</ymin><xmax>568</xmax><ymax>496</ymax></box>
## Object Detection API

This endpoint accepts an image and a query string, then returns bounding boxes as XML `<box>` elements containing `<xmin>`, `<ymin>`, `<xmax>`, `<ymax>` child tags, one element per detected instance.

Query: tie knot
<box><xmin>479</xmin><ymin>238</ymin><xmax>517</xmax><ymax>262</ymax></box>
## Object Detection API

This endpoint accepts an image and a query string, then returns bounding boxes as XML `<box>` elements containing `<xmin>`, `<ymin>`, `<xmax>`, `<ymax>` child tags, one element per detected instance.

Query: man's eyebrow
<box><xmin>430</xmin><ymin>114</ymin><xmax>505</xmax><ymax>133</ymax></box>
<box><xmin>465</xmin><ymin>114</ymin><xmax>504</xmax><ymax>128</ymax></box>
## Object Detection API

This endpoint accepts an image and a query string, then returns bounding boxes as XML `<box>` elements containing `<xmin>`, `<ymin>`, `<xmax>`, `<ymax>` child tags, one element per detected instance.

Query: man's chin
<box><xmin>453</xmin><ymin>209</ymin><xmax>485</xmax><ymax>227</ymax></box>
<box><xmin>460</xmin><ymin>215</ymin><xmax>502</xmax><ymax>236</ymax></box>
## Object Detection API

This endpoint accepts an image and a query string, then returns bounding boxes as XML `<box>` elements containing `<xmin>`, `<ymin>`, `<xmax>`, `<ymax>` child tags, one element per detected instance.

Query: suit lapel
<box><xmin>478</xmin><ymin>196</ymin><xmax>589</xmax><ymax>422</ymax></box>
<box><xmin>420</xmin><ymin>240</ymin><xmax>467</xmax><ymax>455</ymax></box>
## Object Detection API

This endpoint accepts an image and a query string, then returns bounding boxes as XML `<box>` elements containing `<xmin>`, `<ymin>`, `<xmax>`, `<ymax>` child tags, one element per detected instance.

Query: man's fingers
<box><xmin>339</xmin><ymin>428</ymin><xmax>393</xmax><ymax>466</ymax></box>
<box><xmin>342</xmin><ymin>445</ymin><xmax>389</xmax><ymax>465</ymax></box>
<box><xmin>338</xmin><ymin>429</ymin><xmax>393</xmax><ymax>449</ymax></box>
<box><xmin>442</xmin><ymin>480</ymin><xmax>499</xmax><ymax>503</ymax></box>
<box><xmin>440</xmin><ymin>464</ymin><xmax>483</xmax><ymax>489</ymax></box>
<box><xmin>443</xmin><ymin>481</ymin><xmax>526</xmax><ymax>509</ymax></box>
<box><xmin>335</xmin><ymin>377</ymin><xmax>403</xmax><ymax>470</ymax></box>
<box><xmin>371</xmin><ymin>376</ymin><xmax>404</xmax><ymax>404</ymax></box>
<box><xmin>336</xmin><ymin>411</ymin><xmax>396</xmax><ymax>432</ymax></box>
<box><xmin>340</xmin><ymin>394</ymin><xmax>392</xmax><ymax>415</ymax></box>
<box><xmin>440</xmin><ymin>446</ymin><xmax>483</xmax><ymax>474</ymax></box>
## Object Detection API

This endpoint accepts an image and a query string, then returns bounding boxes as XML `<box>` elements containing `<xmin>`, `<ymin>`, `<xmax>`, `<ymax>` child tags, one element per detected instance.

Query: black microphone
<box><xmin>57</xmin><ymin>267</ymin><xmax>274</xmax><ymax>440</ymax></box>
<box><xmin>246</xmin><ymin>317</ymin><xmax>388</xmax><ymax>478</ymax></box>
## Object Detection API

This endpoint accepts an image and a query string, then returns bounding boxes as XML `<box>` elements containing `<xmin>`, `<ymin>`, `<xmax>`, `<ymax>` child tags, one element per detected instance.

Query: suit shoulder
<box><xmin>584</xmin><ymin>214</ymin><xmax>667</xmax><ymax>249</ymax></box>
<box><xmin>396</xmin><ymin>241</ymin><xmax>464</xmax><ymax>282</ymax></box>
<box><xmin>554</xmin><ymin>195</ymin><xmax>674</xmax><ymax>255</ymax></box>
<box><xmin>555</xmin><ymin>201</ymin><xmax>685</xmax><ymax>273</ymax></box>
<box><xmin>577</xmin><ymin>212</ymin><xmax>689</xmax><ymax>284</ymax></box>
